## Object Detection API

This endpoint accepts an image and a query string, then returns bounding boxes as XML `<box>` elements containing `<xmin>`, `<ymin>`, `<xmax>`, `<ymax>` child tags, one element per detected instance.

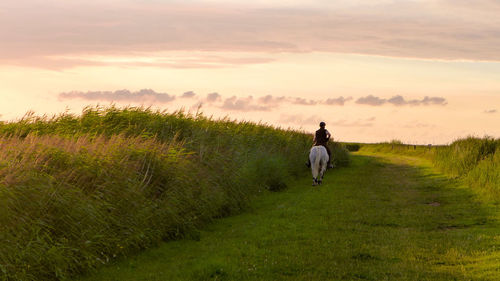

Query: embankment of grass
<box><xmin>360</xmin><ymin>137</ymin><xmax>500</xmax><ymax>202</ymax></box>
<box><xmin>0</xmin><ymin>106</ymin><xmax>350</xmax><ymax>280</ymax></box>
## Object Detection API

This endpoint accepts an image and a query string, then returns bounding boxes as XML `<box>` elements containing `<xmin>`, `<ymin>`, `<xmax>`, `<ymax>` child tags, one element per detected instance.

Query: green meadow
<box><xmin>360</xmin><ymin>138</ymin><xmax>500</xmax><ymax>202</ymax></box>
<box><xmin>78</xmin><ymin>152</ymin><xmax>500</xmax><ymax>281</ymax></box>
<box><xmin>0</xmin><ymin>106</ymin><xmax>498</xmax><ymax>280</ymax></box>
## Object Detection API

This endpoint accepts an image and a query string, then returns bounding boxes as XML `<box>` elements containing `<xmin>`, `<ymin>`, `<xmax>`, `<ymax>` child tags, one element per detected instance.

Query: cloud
<box><xmin>483</xmin><ymin>109</ymin><xmax>497</xmax><ymax>114</ymax></box>
<box><xmin>280</xmin><ymin>114</ymin><xmax>376</xmax><ymax>128</ymax></box>
<box><xmin>291</xmin><ymin>97</ymin><xmax>317</xmax><ymax>106</ymax></box>
<box><xmin>419</xmin><ymin>96</ymin><xmax>447</xmax><ymax>106</ymax></box>
<box><xmin>2</xmin><ymin>0</ymin><xmax>500</xmax><ymax>69</ymax></box>
<box><xmin>221</xmin><ymin>96</ymin><xmax>271</xmax><ymax>111</ymax></box>
<box><xmin>215</xmin><ymin>94</ymin><xmax>351</xmax><ymax>111</ymax></box>
<box><xmin>258</xmin><ymin>95</ymin><xmax>274</xmax><ymax>104</ymax></box>
<box><xmin>387</xmin><ymin>95</ymin><xmax>406</xmax><ymax>106</ymax></box>
<box><xmin>356</xmin><ymin>95</ymin><xmax>386</xmax><ymax>106</ymax></box>
<box><xmin>206</xmin><ymin>92</ymin><xmax>221</xmax><ymax>102</ymax></box>
<box><xmin>258</xmin><ymin>95</ymin><xmax>287</xmax><ymax>105</ymax></box>
<box><xmin>258</xmin><ymin>95</ymin><xmax>325</xmax><ymax>106</ymax></box>
<box><xmin>325</xmin><ymin>96</ymin><xmax>352</xmax><ymax>106</ymax></box>
<box><xmin>58</xmin><ymin>89</ymin><xmax>448</xmax><ymax>112</ymax></box>
<box><xmin>259</xmin><ymin>95</ymin><xmax>351</xmax><ymax>107</ymax></box>
<box><xmin>3</xmin><ymin>53</ymin><xmax>276</xmax><ymax>70</ymax></box>
<box><xmin>58</xmin><ymin>89</ymin><xmax>175</xmax><ymax>103</ymax></box>
<box><xmin>356</xmin><ymin>95</ymin><xmax>447</xmax><ymax>106</ymax></box>
<box><xmin>181</xmin><ymin>91</ymin><xmax>196</xmax><ymax>98</ymax></box>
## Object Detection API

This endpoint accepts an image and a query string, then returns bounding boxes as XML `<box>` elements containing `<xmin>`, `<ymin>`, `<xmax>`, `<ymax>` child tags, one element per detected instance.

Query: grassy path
<box><xmin>79</xmin><ymin>153</ymin><xmax>500</xmax><ymax>281</ymax></box>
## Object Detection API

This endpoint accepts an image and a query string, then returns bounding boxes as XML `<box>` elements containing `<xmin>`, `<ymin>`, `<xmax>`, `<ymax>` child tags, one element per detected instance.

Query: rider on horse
<box><xmin>306</xmin><ymin>121</ymin><xmax>334</xmax><ymax>169</ymax></box>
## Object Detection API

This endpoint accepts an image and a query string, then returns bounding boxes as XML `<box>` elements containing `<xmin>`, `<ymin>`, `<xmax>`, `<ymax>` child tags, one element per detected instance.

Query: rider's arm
<box><xmin>325</xmin><ymin>129</ymin><xmax>331</xmax><ymax>140</ymax></box>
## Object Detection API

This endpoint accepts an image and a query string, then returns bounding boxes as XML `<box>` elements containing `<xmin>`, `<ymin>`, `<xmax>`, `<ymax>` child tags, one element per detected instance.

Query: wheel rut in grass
<box><xmin>79</xmin><ymin>153</ymin><xmax>499</xmax><ymax>281</ymax></box>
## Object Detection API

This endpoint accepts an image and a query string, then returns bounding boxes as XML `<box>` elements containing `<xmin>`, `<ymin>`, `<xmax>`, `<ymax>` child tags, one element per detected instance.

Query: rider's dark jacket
<box><xmin>315</xmin><ymin>128</ymin><xmax>329</xmax><ymax>145</ymax></box>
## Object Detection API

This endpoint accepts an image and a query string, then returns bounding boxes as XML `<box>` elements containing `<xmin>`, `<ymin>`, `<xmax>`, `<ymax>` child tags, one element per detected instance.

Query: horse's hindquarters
<box><xmin>309</xmin><ymin>146</ymin><xmax>328</xmax><ymax>186</ymax></box>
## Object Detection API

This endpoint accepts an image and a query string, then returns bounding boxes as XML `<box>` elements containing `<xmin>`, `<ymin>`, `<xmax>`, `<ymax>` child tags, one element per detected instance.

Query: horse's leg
<box><xmin>311</xmin><ymin>169</ymin><xmax>317</xmax><ymax>186</ymax></box>
<box><xmin>319</xmin><ymin>161</ymin><xmax>327</xmax><ymax>185</ymax></box>
<box><xmin>310</xmin><ymin>151</ymin><xmax>319</xmax><ymax>187</ymax></box>
<box><xmin>319</xmin><ymin>169</ymin><xmax>323</xmax><ymax>185</ymax></box>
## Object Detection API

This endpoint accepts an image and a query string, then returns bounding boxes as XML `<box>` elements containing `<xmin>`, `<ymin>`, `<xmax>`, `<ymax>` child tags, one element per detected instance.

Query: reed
<box><xmin>0</xmin><ymin>106</ymin><xmax>350</xmax><ymax>280</ymax></box>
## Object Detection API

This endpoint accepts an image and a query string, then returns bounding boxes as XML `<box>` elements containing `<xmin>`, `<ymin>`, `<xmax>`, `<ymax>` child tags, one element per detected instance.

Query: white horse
<box><xmin>309</xmin><ymin>145</ymin><xmax>329</xmax><ymax>186</ymax></box>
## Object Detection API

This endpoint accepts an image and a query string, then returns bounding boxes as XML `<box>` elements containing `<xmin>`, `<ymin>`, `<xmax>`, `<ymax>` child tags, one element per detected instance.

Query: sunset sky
<box><xmin>1</xmin><ymin>0</ymin><xmax>499</xmax><ymax>144</ymax></box>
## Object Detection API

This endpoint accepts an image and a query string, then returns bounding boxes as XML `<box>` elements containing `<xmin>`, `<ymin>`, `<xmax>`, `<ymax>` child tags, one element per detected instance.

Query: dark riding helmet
<box><xmin>319</xmin><ymin>121</ymin><xmax>326</xmax><ymax>127</ymax></box>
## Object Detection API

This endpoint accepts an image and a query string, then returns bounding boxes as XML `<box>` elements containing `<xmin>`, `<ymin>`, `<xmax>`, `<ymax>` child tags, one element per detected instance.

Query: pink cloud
<box><xmin>1</xmin><ymin>0</ymin><xmax>500</xmax><ymax>69</ymax></box>
<box><xmin>59</xmin><ymin>89</ymin><xmax>175</xmax><ymax>103</ymax></box>
<box><xmin>181</xmin><ymin>91</ymin><xmax>196</xmax><ymax>98</ymax></box>
<box><xmin>206</xmin><ymin>92</ymin><xmax>221</xmax><ymax>103</ymax></box>
<box><xmin>258</xmin><ymin>95</ymin><xmax>287</xmax><ymax>105</ymax></box>
<box><xmin>356</xmin><ymin>95</ymin><xmax>386</xmax><ymax>106</ymax></box>
<box><xmin>291</xmin><ymin>97</ymin><xmax>317</xmax><ymax>106</ymax></box>
<box><xmin>279</xmin><ymin>114</ymin><xmax>376</xmax><ymax>128</ymax></box>
<box><xmin>356</xmin><ymin>95</ymin><xmax>447</xmax><ymax>106</ymax></box>
<box><xmin>325</xmin><ymin>96</ymin><xmax>352</xmax><ymax>106</ymax></box>
<box><xmin>221</xmin><ymin>96</ymin><xmax>271</xmax><ymax>111</ymax></box>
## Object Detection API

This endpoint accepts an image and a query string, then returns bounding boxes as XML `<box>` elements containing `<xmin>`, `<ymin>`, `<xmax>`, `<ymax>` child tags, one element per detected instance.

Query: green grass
<box><xmin>78</xmin><ymin>152</ymin><xmax>500</xmax><ymax>281</ymax></box>
<box><xmin>2</xmin><ymin>105</ymin><xmax>497</xmax><ymax>280</ymax></box>
<box><xmin>0</xmin><ymin>106</ymin><xmax>350</xmax><ymax>280</ymax></box>
<box><xmin>360</xmin><ymin>137</ymin><xmax>500</xmax><ymax>202</ymax></box>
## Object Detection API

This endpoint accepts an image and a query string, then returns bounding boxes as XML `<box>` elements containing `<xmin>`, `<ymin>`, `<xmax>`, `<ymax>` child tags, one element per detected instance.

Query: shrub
<box><xmin>344</xmin><ymin>143</ymin><xmax>361</xmax><ymax>152</ymax></box>
<box><xmin>329</xmin><ymin>142</ymin><xmax>351</xmax><ymax>167</ymax></box>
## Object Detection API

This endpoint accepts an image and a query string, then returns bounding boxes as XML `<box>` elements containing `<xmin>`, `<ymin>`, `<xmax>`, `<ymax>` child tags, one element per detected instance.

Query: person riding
<box><xmin>306</xmin><ymin>122</ymin><xmax>334</xmax><ymax>169</ymax></box>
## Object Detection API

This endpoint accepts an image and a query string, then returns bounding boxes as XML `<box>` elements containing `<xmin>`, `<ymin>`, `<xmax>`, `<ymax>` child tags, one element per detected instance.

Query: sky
<box><xmin>1</xmin><ymin>0</ymin><xmax>499</xmax><ymax>144</ymax></box>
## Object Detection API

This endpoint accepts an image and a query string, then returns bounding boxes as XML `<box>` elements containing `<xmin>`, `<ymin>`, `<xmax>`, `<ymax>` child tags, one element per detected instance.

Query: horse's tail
<box><xmin>314</xmin><ymin>147</ymin><xmax>322</xmax><ymax>175</ymax></box>
<box><xmin>312</xmin><ymin>146</ymin><xmax>321</xmax><ymax>179</ymax></box>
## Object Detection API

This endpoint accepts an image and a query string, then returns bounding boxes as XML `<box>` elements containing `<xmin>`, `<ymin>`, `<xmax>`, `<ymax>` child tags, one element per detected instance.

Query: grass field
<box><xmin>1</xmin><ymin>107</ymin><xmax>498</xmax><ymax>280</ymax></box>
<box><xmin>359</xmin><ymin>138</ymin><xmax>500</xmax><ymax>203</ymax></box>
<box><xmin>0</xmin><ymin>107</ymin><xmax>350</xmax><ymax>280</ymax></box>
<box><xmin>79</xmin><ymin>152</ymin><xmax>500</xmax><ymax>281</ymax></box>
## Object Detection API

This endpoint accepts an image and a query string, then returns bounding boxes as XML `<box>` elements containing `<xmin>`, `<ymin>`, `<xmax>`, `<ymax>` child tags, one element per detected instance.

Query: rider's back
<box><xmin>315</xmin><ymin>128</ymin><xmax>328</xmax><ymax>145</ymax></box>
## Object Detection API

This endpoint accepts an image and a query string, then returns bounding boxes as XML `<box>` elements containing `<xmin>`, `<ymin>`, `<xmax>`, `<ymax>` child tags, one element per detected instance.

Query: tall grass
<box><xmin>0</xmin><ymin>135</ymin><xmax>196</xmax><ymax>281</ymax></box>
<box><xmin>0</xmin><ymin>106</ymin><xmax>349</xmax><ymax>280</ymax></box>
<box><xmin>433</xmin><ymin>137</ymin><xmax>498</xmax><ymax>176</ymax></box>
<box><xmin>466</xmin><ymin>147</ymin><xmax>500</xmax><ymax>200</ymax></box>
<box><xmin>360</xmin><ymin>137</ymin><xmax>500</xmax><ymax>202</ymax></box>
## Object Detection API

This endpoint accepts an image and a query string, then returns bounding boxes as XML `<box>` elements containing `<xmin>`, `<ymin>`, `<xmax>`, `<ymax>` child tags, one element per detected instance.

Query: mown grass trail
<box><xmin>79</xmin><ymin>153</ymin><xmax>500</xmax><ymax>281</ymax></box>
